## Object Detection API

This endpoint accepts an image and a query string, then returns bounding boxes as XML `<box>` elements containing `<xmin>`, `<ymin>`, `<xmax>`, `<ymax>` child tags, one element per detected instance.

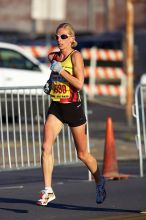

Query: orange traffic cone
<box><xmin>102</xmin><ymin>117</ymin><xmax>129</xmax><ymax>180</ymax></box>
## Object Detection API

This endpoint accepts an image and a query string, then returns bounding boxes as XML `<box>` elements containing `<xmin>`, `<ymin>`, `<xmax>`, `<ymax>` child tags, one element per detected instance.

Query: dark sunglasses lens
<box><xmin>55</xmin><ymin>34</ymin><xmax>68</xmax><ymax>40</ymax></box>
<box><xmin>61</xmin><ymin>34</ymin><xmax>68</xmax><ymax>39</ymax></box>
<box><xmin>55</xmin><ymin>35</ymin><xmax>59</xmax><ymax>40</ymax></box>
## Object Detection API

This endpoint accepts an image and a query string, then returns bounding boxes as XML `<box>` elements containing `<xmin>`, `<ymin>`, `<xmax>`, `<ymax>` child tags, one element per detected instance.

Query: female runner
<box><xmin>37</xmin><ymin>23</ymin><xmax>106</xmax><ymax>206</ymax></box>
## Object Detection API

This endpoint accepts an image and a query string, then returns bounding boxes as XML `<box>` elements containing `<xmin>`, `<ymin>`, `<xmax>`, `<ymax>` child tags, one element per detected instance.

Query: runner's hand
<box><xmin>50</xmin><ymin>61</ymin><xmax>63</xmax><ymax>74</ymax></box>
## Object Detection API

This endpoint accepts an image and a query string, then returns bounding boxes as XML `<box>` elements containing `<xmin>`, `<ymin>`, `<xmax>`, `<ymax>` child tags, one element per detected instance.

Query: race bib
<box><xmin>50</xmin><ymin>82</ymin><xmax>70</xmax><ymax>100</ymax></box>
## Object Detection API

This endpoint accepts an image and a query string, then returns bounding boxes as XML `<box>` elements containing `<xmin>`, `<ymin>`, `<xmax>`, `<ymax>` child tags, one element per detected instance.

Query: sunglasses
<box><xmin>55</xmin><ymin>34</ymin><xmax>71</xmax><ymax>40</ymax></box>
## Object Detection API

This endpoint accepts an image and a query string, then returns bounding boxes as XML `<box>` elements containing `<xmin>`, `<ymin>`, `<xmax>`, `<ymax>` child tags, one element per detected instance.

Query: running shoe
<box><xmin>37</xmin><ymin>189</ymin><xmax>56</xmax><ymax>206</ymax></box>
<box><xmin>96</xmin><ymin>176</ymin><xmax>106</xmax><ymax>204</ymax></box>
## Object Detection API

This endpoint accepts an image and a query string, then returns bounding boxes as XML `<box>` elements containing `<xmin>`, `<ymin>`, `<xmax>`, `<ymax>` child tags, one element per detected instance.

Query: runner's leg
<box><xmin>70</xmin><ymin>123</ymin><xmax>100</xmax><ymax>184</ymax></box>
<box><xmin>42</xmin><ymin>114</ymin><xmax>63</xmax><ymax>187</ymax></box>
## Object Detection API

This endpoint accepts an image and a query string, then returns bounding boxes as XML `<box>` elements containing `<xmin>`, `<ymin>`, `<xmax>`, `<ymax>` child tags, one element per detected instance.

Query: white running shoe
<box><xmin>37</xmin><ymin>189</ymin><xmax>56</xmax><ymax>206</ymax></box>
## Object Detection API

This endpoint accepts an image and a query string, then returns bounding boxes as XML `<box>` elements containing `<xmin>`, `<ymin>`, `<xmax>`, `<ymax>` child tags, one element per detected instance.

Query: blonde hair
<box><xmin>56</xmin><ymin>23</ymin><xmax>78</xmax><ymax>48</ymax></box>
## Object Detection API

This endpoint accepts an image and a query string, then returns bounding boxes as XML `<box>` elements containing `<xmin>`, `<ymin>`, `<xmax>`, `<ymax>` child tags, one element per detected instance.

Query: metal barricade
<box><xmin>81</xmin><ymin>47</ymin><xmax>127</xmax><ymax>104</ymax></box>
<box><xmin>0</xmin><ymin>86</ymin><xmax>90</xmax><ymax>175</ymax></box>
<box><xmin>133</xmin><ymin>83</ymin><xmax>146</xmax><ymax>177</ymax></box>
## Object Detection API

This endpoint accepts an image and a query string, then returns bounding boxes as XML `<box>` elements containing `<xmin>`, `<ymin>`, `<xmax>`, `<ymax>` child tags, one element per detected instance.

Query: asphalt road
<box><xmin>0</xmin><ymin>161</ymin><xmax>146</xmax><ymax>220</ymax></box>
<box><xmin>0</xmin><ymin>98</ymin><xmax>145</xmax><ymax>220</ymax></box>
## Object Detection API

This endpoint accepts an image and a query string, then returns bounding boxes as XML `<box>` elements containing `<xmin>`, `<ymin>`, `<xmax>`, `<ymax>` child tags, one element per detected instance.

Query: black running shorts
<box><xmin>47</xmin><ymin>101</ymin><xmax>86</xmax><ymax>127</ymax></box>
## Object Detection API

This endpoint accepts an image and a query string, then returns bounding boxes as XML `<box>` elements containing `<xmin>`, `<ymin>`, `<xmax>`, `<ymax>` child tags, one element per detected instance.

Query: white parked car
<box><xmin>0</xmin><ymin>42</ymin><xmax>51</xmax><ymax>88</ymax></box>
<box><xmin>0</xmin><ymin>42</ymin><xmax>51</xmax><ymax>120</ymax></box>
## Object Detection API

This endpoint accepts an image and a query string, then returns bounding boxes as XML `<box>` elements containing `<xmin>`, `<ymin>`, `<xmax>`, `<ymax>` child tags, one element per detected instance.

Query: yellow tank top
<box><xmin>49</xmin><ymin>51</ymin><xmax>81</xmax><ymax>103</ymax></box>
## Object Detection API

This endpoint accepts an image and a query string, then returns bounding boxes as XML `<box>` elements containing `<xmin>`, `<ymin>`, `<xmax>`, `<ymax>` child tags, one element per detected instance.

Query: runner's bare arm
<box><xmin>48</xmin><ymin>53</ymin><xmax>55</xmax><ymax>63</ymax></box>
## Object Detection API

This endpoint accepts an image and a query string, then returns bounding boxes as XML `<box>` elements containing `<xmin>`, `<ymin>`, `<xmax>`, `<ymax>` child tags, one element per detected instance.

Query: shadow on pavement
<box><xmin>0</xmin><ymin>197</ymin><xmax>140</xmax><ymax>214</ymax></box>
<box><xmin>47</xmin><ymin>202</ymin><xmax>140</xmax><ymax>213</ymax></box>
<box><xmin>0</xmin><ymin>207</ymin><xmax>28</xmax><ymax>214</ymax></box>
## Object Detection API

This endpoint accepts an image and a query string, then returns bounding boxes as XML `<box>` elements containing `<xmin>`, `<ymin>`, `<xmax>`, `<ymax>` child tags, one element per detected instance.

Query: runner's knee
<box><xmin>77</xmin><ymin>151</ymin><xmax>88</xmax><ymax>162</ymax></box>
<box><xmin>42</xmin><ymin>142</ymin><xmax>52</xmax><ymax>155</ymax></box>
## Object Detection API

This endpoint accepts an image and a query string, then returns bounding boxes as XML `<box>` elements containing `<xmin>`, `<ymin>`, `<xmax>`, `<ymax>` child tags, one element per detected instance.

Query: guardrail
<box><xmin>133</xmin><ymin>83</ymin><xmax>146</xmax><ymax>177</ymax></box>
<box><xmin>0</xmin><ymin>86</ymin><xmax>90</xmax><ymax>174</ymax></box>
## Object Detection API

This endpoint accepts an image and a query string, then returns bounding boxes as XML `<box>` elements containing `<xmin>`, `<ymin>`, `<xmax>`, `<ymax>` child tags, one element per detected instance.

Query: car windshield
<box><xmin>0</xmin><ymin>48</ymin><xmax>40</xmax><ymax>71</ymax></box>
